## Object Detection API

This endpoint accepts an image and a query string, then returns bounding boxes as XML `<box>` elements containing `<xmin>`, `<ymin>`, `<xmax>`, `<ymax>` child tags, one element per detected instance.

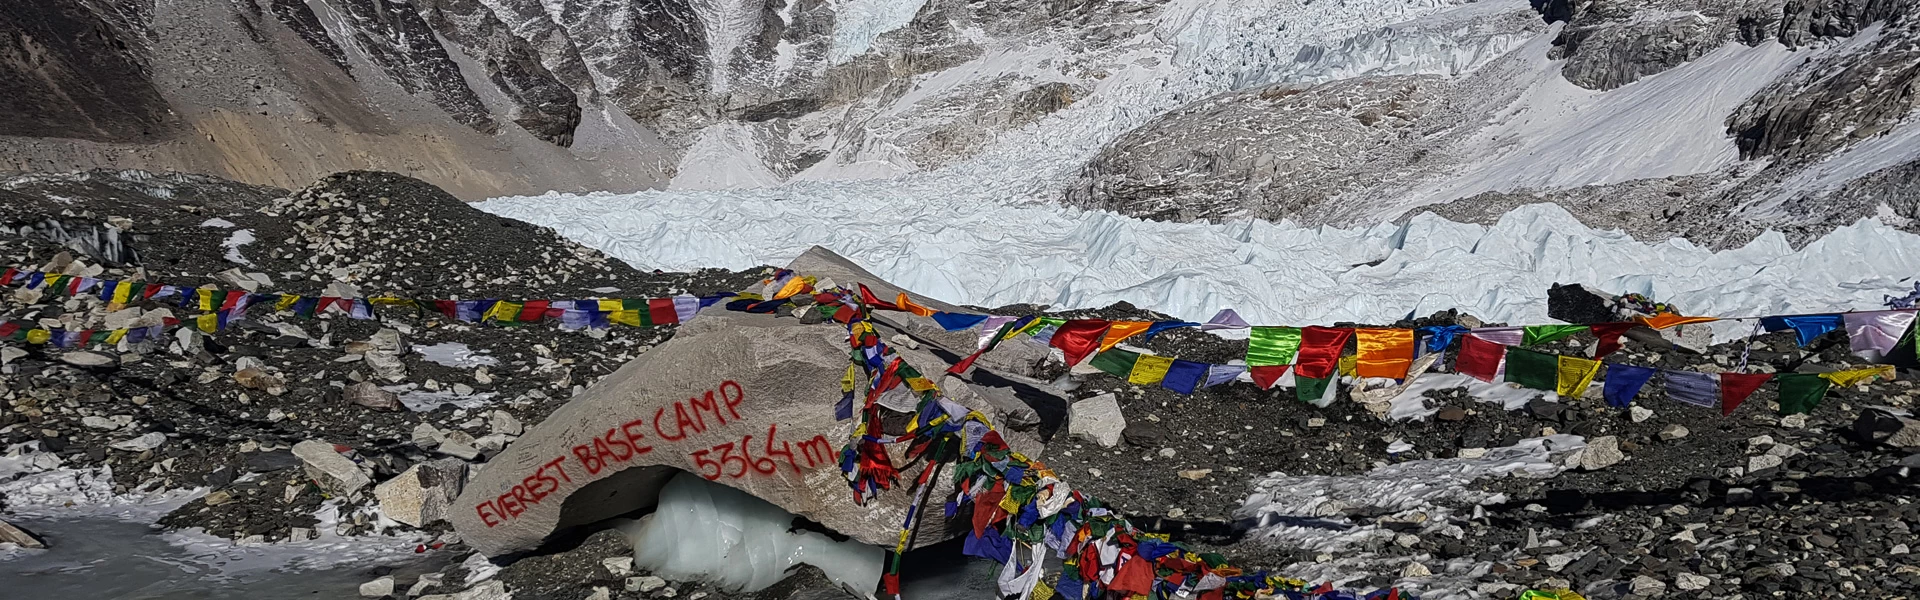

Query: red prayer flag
<box><xmin>0</xmin><ymin>268</ymin><xmax>15</xmax><ymax>285</ymax></box>
<box><xmin>1456</xmin><ymin>334</ymin><xmax>1504</xmax><ymax>381</ymax></box>
<box><xmin>519</xmin><ymin>300</ymin><xmax>549</xmax><ymax>322</ymax></box>
<box><xmin>1720</xmin><ymin>372</ymin><xmax>1773</xmax><ymax>416</ymax></box>
<box><xmin>648</xmin><ymin>298</ymin><xmax>679</xmax><ymax>325</ymax></box>
<box><xmin>1108</xmin><ymin>556</ymin><xmax>1156</xmax><ymax>596</ymax></box>
<box><xmin>859</xmin><ymin>284</ymin><xmax>899</xmax><ymax>311</ymax></box>
<box><xmin>221</xmin><ymin>290</ymin><xmax>247</xmax><ymax>311</ymax></box>
<box><xmin>1249</xmin><ymin>365</ymin><xmax>1288</xmax><ymax>390</ymax></box>
<box><xmin>0</xmin><ymin>323</ymin><xmax>16</xmax><ymax>338</ymax></box>
<box><xmin>1590</xmin><ymin>322</ymin><xmax>1637</xmax><ymax>359</ymax></box>
<box><xmin>1292</xmin><ymin>326</ymin><xmax>1353</xmax><ymax>379</ymax></box>
<box><xmin>434</xmin><ymin>300</ymin><xmax>459</xmax><ymax>319</ymax></box>
<box><xmin>315</xmin><ymin>297</ymin><xmax>337</xmax><ymax>314</ymax></box>
<box><xmin>1049</xmin><ymin>319</ymin><xmax>1111</xmax><ymax>366</ymax></box>
<box><xmin>142</xmin><ymin>284</ymin><xmax>162</xmax><ymax>299</ymax></box>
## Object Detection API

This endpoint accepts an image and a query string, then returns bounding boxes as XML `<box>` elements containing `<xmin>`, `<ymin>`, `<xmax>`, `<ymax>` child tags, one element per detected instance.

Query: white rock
<box><xmin>0</xmin><ymin>518</ymin><xmax>47</xmax><ymax>549</ymax></box>
<box><xmin>628</xmin><ymin>576</ymin><xmax>666</xmax><ymax>593</ymax></box>
<box><xmin>82</xmin><ymin>416</ymin><xmax>120</xmax><ymax>430</ymax></box>
<box><xmin>375</xmin><ymin>459</ymin><xmax>468</xmax><ymax>527</ymax></box>
<box><xmin>489</xmin><ymin>411</ymin><xmax>522</xmax><ymax>436</ymax></box>
<box><xmin>1675</xmin><ymin>572</ymin><xmax>1710</xmax><ymax>591</ymax></box>
<box><xmin>413</xmin><ymin>423</ymin><xmax>445</xmax><ymax>448</ymax></box>
<box><xmin>1780</xmin><ymin>414</ymin><xmax>1808</xmax><ymax>429</ymax></box>
<box><xmin>1457</xmin><ymin>448</ymin><xmax>1488</xmax><ymax>459</ymax></box>
<box><xmin>293</xmin><ymin>440</ymin><xmax>372</xmax><ymax>496</ymax></box>
<box><xmin>360</xmin><ymin>576</ymin><xmax>396</xmax><ymax>597</ymax></box>
<box><xmin>110</xmin><ymin>432</ymin><xmax>167</xmax><ymax>452</ymax></box>
<box><xmin>1629</xmin><ymin>406</ymin><xmax>1654</xmax><ymax>422</ymax></box>
<box><xmin>1577</xmin><ymin>436</ymin><xmax>1623</xmax><ymax>470</ymax></box>
<box><xmin>58</xmin><ymin>352</ymin><xmax>115</xmax><ymax>367</ymax></box>
<box><xmin>438</xmin><ymin>431</ymin><xmax>481</xmax><ymax>460</ymax></box>
<box><xmin>1628</xmin><ymin>574</ymin><xmax>1667</xmax><ymax>596</ymax></box>
<box><xmin>1747</xmin><ymin>454</ymin><xmax>1784</xmax><ymax>473</ymax></box>
<box><xmin>1659</xmin><ymin>424</ymin><xmax>1689</xmax><ymax>440</ymax></box>
<box><xmin>407</xmin><ymin>573</ymin><xmax>444</xmax><ymax>597</ymax></box>
<box><xmin>1399</xmin><ymin>562</ymin><xmax>1431</xmax><ymax>578</ymax></box>
<box><xmin>1068</xmin><ymin>393</ymin><xmax>1126</xmax><ymax>448</ymax></box>
<box><xmin>0</xmin><ymin>347</ymin><xmax>26</xmax><ymax>365</ymax></box>
<box><xmin>602</xmin><ymin>556</ymin><xmax>634</xmax><ymax>577</ymax></box>
<box><xmin>584</xmin><ymin>587</ymin><xmax>610</xmax><ymax>600</ymax></box>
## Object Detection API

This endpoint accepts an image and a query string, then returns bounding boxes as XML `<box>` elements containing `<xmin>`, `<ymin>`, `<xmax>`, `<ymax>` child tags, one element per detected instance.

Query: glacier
<box><xmin>616</xmin><ymin>472</ymin><xmax>883</xmax><ymax>594</ymax></box>
<box><xmin>478</xmin><ymin>195</ymin><xmax>1919</xmax><ymax>342</ymax></box>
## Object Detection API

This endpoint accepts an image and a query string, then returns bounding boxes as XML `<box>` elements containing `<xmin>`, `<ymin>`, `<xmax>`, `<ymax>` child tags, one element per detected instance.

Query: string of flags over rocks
<box><xmin>0</xmin><ymin>264</ymin><xmax>1906</xmax><ymax>419</ymax></box>
<box><xmin>4</xmin><ymin>264</ymin><xmax>1908</xmax><ymax>599</ymax></box>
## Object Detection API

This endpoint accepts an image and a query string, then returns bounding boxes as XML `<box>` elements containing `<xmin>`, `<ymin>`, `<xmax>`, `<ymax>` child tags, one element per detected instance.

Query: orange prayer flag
<box><xmin>1098</xmin><ymin>321</ymin><xmax>1154</xmax><ymax>353</ymax></box>
<box><xmin>1355</xmin><ymin>328</ymin><xmax>1415</xmax><ymax>378</ymax></box>
<box><xmin>895</xmin><ymin>293</ymin><xmax>937</xmax><ymax>317</ymax></box>
<box><xmin>1636</xmin><ymin>313</ymin><xmax>1719</xmax><ymax>330</ymax></box>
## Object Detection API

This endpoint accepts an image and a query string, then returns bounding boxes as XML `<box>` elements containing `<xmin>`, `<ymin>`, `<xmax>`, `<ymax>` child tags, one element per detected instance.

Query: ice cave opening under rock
<box><xmin>613</xmin><ymin>471</ymin><xmax>885</xmax><ymax>594</ymax></box>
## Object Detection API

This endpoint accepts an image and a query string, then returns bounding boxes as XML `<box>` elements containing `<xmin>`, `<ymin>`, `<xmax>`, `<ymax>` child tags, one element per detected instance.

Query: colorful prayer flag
<box><xmin>1160</xmin><ymin>360</ymin><xmax>1209</xmax><ymax>394</ymax></box>
<box><xmin>1249</xmin><ymin>365</ymin><xmax>1288</xmax><ymax>390</ymax></box>
<box><xmin>1097</xmin><ymin>321</ymin><xmax>1153</xmax><ymax>353</ymax></box>
<box><xmin>1127</xmin><ymin>354</ymin><xmax>1174</xmax><ymax>385</ymax></box>
<box><xmin>1589</xmin><ymin>322</ymin><xmax>1637</xmax><ymax>359</ymax></box>
<box><xmin>1456</xmin><ymin>334</ymin><xmax>1505</xmax><ymax>382</ymax></box>
<box><xmin>1523</xmin><ymin>324</ymin><xmax>1588</xmax><ymax>347</ymax></box>
<box><xmin>1246</xmin><ymin>326</ymin><xmax>1301</xmax><ymax>367</ymax></box>
<box><xmin>1820</xmin><ymin>365</ymin><xmax>1894</xmax><ymax>388</ymax></box>
<box><xmin>1050</xmin><ymin>320</ymin><xmax>1111</xmax><ymax>366</ymax></box>
<box><xmin>1637</xmin><ymin>313</ymin><xmax>1718</xmax><ymax>330</ymax></box>
<box><xmin>1555</xmin><ymin>355</ymin><xmax>1602</xmax><ymax>398</ymax></box>
<box><xmin>1503</xmin><ymin>347</ymin><xmax>1558</xmax><ymax>391</ymax></box>
<box><xmin>1664</xmin><ymin>370</ymin><xmax>1720</xmax><ymax>409</ymax></box>
<box><xmin>1602</xmin><ymin>364</ymin><xmax>1655</xmax><ymax>408</ymax></box>
<box><xmin>1775</xmin><ymin>373</ymin><xmax>1831</xmax><ymax>415</ymax></box>
<box><xmin>1760</xmin><ymin>314</ymin><xmax>1844</xmax><ymax>346</ymax></box>
<box><xmin>1355</xmin><ymin>328</ymin><xmax>1414</xmax><ymax>378</ymax></box>
<box><xmin>1088</xmin><ymin>349</ymin><xmax>1140</xmax><ymax>378</ymax></box>
<box><xmin>1719</xmin><ymin>372</ymin><xmax>1773</xmax><ymax>416</ymax></box>
<box><xmin>1845</xmin><ymin>310</ymin><xmax>1915</xmax><ymax>361</ymax></box>
<box><xmin>1293</xmin><ymin>326</ymin><xmax>1352</xmax><ymax>380</ymax></box>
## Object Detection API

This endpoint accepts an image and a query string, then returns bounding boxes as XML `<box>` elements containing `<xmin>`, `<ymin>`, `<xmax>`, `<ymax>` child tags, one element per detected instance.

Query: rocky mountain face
<box><xmin>0</xmin><ymin>0</ymin><xmax>1129</xmax><ymax>198</ymax></box>
<box><xmin>1064</xmin><ymin>0</ymin><xmax>1920</xmax><ymax>248</ymax></box>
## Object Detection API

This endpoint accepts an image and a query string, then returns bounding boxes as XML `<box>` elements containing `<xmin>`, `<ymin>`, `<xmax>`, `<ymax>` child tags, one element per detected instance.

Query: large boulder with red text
<box><xmin>451</xmin><ymin>297</ymin><xmax>1042</xmax><ymax>556</ymax></box>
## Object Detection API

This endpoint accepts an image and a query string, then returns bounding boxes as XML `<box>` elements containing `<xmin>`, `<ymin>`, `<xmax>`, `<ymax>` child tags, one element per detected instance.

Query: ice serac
<box><xmin>452</xmin><ymin>249</ymin><xmax>1041</xmax><ymax>556</ymax></box>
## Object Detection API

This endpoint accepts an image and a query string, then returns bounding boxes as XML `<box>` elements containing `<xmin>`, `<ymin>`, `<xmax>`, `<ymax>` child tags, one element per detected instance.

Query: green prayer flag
<box><xmin>1089</xmin><ymin>349</ymin><xmax>1140</xmax><ymax>377</ymax></box>
<box><xmin>1295</xmin><ymin>375</ymin><xmax>1333</xmax><ymax>404</ymax></box>
<box><xmin>1247</xmin><ymin>326</ymin><xmax>1302</xmax><ymax>367</ymax></box>
<box><xmin>1030</xmin><ymin>317</ymin><xmax>1066</xmax><ymax>336</ymax></box>
<box><xmin>1776</xmin><ymin>373</ymin><xmax>1832</xmax><ymax>415</ymax></box>
<box><xmin>1503</xmin><ymin>347</ymin><xmax>1559</xmax><ymax>391</ymax></box>
<box><xmin>624</xmin><ymin>299</ymin><xmax>654</xmax><ymax>326</ymax></box>
<box><xmin>1523</xmin><ymin>324</ymin><xmax>1590</xmax><ymax>347</ymax></box>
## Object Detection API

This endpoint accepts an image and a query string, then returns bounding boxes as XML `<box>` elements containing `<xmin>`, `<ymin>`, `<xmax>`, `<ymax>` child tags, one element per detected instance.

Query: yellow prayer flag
<box><xmin>608</xmin><ymin>309</ymin><xmax>643</xmax><ymax>327</ymax></box>
<box><xmin>841</xmin><ymin>364</ymin><xmax>859</xmax><ymax>393</ymax></box>
<box><xmin>1128</xmin><ymin>353</ymin><xmax>1175</xmax><ymax>385</ymax></box>
<box><xmin>489</xmin><ymin>301</ymin><xmax>522</xmax><ymax>322</ymax></box>
<box><xmin>42</xmin><ymin>274</ymin><xmax>63</xmax><ymax>290</ymax></box>
<box><xmin>197</xmin><ymin>313</ymin><xmax>219</xmax><ymax>333</ymax></box>
<box><xmin>1099</xmin><ymin>321</ymin><xmax>1154</xmax><ymax>353</ymax></box>
<box><xmin>276</xmin><ymin>294</ymin><xmax>300</xmax><ymax>311</ymax></box>
<box><xmin>105</xmin><ymin>329</ymin><xmax>127</xmax><ymax>345</ymax></box>
<box><xmin>1030</xmin><ymin>581</ymin><xmax>1055</xmax><ymax>600</ymax></box>
<box><xmin>25</xmin><ymin>329</ymin><xmax>50</xmax><ymax>344</ymax></box>
<box><xmin>906</xmin><ymin>376</ymin><xmax>937</xmax><ymax>393</ymax></box>
<box><xmin>598</xmin><ymin>299</ymin><xmax>623</xmax><ymax>312</ymax></box>
<box><xmin>998</xmin><ymin>491</ymin><xmax>1022</xmax><ymax>514</ymax></box>
<box><xmin>773</xmin><ymin>276</ymin><xmax>809</xmax><ymax>300</ymax></box>
<box><xmin>111</xmin><ymin>281</ymin><xmax>132</xmax><ymax>304</ymax></box>
<box><xmin>1338</xmin><ymin>355</ymin><xmax>1358</xmax><ymax>377</ymax></box>
<box><xmin>1820</xmin><ymin>365</ymin><xmax>1894</xmax><ymax>388</ymax></box>
<box><xmin>1555</xmin><ymin>355</ymin><xmax>1602</xmax><ymax>398</ymax></box>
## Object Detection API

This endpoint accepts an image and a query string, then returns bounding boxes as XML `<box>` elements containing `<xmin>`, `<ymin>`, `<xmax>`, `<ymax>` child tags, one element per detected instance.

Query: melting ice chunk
<box><xmin>618</xmin><ymin>472</ymin><xmax>882</xmax><ymax>594</ymax></box>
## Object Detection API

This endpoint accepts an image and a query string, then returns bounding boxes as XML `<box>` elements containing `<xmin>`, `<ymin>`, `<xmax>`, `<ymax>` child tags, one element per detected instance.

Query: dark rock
<box><xmin>1437</xmin><ymin>407</ymin><xmax>1468</xmax><ymax>421</ymax></box>
<box><xmin>1547</xmin><ymin>283</ymin><xmax>1616</xmax><ymax>324</ymax></box>
<box><xmin>1122</xmin><ymin>421</ymin><xmax>1170</xmax><ymax>447</ymax></box>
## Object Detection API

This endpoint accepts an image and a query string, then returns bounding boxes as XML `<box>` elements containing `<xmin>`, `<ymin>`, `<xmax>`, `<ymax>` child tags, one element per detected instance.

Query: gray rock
<box><xmin>293</xmin><ymin>440</ymin><xmax>372</xmax><ymax>497</ymax></box>
<box><xmin>109</xmin><ymin>432</ymin><xmax>167</xmax><ymax>452</ymax></box>
<box><xmin>0</xmin><ymin>518</ymin><xmax>47</xmax><ymax>549</ymax></box>
<box><xmin>1856</xmin><ymin>408</ymin><xmax>1920</xmax><ymax>448</ymax></box>
<box><xmin>375</xmin><ymin>459</ymin><xmax>469</xmax><ymax>527</ymax></box>
<box><xmin>360</xmin><ymin>576</ymin><xmax>396</xmax><ymax>597</ymax></box>
<box><xmin>413</xmin><ymin>423</ymin><xmax>445</xmax><ymax>449</ymax></box>
<box><xmin>628</xmin><ymin>576</ymin><xmax>666</xmax><ymax>593</ymax></box>
<box><xmin>58</xmin><ymin>351</ymin><xmax>116</xmax><ymax>367</ymax></box>
<box><xmin>345</xmin><ymin>382</ymin><xmax>403</xmax><ymax>411</ymax></box>
<box><xmin>364</xmin><ymin>351</ymin><xmax>409</xmax><ymax>383</ymax></box>
<box><xmin>1576</xmin><ymin>436</ymin><xmax>1623</xmax><ymax>471</ymax></box>
<box><xmin>1628</xmin><ymin>574</ymin><xmax>1667</xmax><ymax>596</ymax></box>
<box><xmin>1630</xmin><ymin>406</ymin><xmax>1654</xmax><ymax>423</ymax></box>
<box><xmin>1658</xmin><ymin>424</ymin><xmax>1689</xmax><ymax>440</ymax></box>
<box><xmin>488</xmin><ymin>411</ymin><xmax>522</xmax><ymax>436</ymax></box>
<box><xmin>417</xmin><ymin>580</ymin><xmax>508</xmax><ymax>600</ymax></box>
<box><xmin>1747</xmin><ymin>454</ymin><xmax>1784</xmax><ymax>475</ymax></box>
<box><xmin>1068</xmin><ymin>393</ymin><xmax>1127</xmax><ymax>448</ymax></box>
<box><xmin>449</xmin><ymin>267</ymin><xmax>1034</xmax><ymax>557</ymax></box>
<box><xmin>1674</xmin><ymin>572</ymin><xmax>1709</xmax><ymax>591</ymax></box>
<box><xmin>437</xmin><ymin>431</ymin><xmax>481</xmax><ymax>460</ymax></box>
